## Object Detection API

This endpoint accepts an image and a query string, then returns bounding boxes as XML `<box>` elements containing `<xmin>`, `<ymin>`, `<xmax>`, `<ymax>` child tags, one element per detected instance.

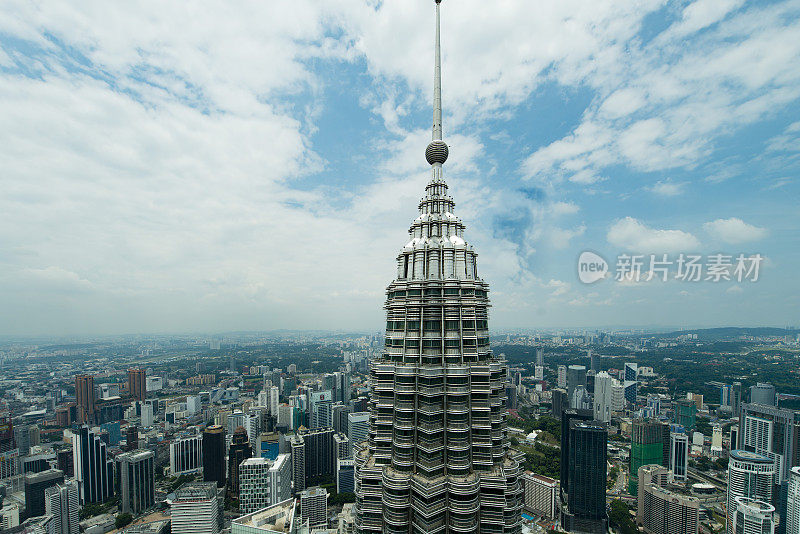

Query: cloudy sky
<box><xmin>1</xmin><ymin>0</ymin><xmax>799</xmax><ymax>336</ymax></box>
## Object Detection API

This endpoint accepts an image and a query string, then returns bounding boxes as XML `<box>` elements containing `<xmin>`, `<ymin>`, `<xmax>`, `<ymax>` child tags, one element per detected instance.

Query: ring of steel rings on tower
<box><xmin>352</xmin><ymin>1</ymin><xmax>524</xmax><ymax>533</ymax></box>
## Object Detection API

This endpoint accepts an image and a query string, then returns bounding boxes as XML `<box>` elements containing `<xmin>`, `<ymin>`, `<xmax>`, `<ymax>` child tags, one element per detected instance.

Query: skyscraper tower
<box><xmin>127</xmin><ymin>368</ymin><xmax>147</xmax><ymax>402</ymax></box>
<box><xmin>727</xmin><ymin>450</ymin><xmax>775</xmax><ymax>534</ymax></box>
<box><xmin>562</xmin><ymin>420</ymin><xmax>608</xmax><ymax>534</ymax></box>
<box><xmin>629</xmin><ymin>420</ymin><xmax>668</xmax><ymax>495</ymax></box>
<box><xmin>787</xmin><ymin>466</ymin><xmax>800</xmax><ymax>534</ymax></box>
<box><xmin>72</xmin><ymin>426</ymin><xmax>113</xmax><ymax>505</ymax></box>
<box><xmin>75</xmin><ymin>375</ymin><xmax>96</xmax><ymax>425</ymax></box>
<box><xmin>353</xmin><ymin>1</ymin><xmax>523</xmax><ymax>532</ymax></box>
<box><xmin>227</xmin><ymin>426</ymin><xmax>252</xmax><ymax>503</ymax></box>
<box><xmin>202</xmin><ymin>425</ymin><xmax>226</xmax><ymax>488</ymax></box>
<box><xmin>567</xmin><ymin>365</ymin><xmax>587</xmax><ymax>402</ymax></box>
<box><xmin>44</xmin><ymin>480</ymin><xmax>79</xmax><ymax>534</ymax></box>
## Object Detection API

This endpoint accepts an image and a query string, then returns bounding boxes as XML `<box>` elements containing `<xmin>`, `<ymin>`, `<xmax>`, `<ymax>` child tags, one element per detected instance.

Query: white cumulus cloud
<box><xmin>607</xmin><ymin>217</ymin><xmax>701</xmax><ymax>253</ymax></box>
<box><xmin>703</xmin><ymin>218</ymin><xmax>768</xmax><ymax>244</ymax></box>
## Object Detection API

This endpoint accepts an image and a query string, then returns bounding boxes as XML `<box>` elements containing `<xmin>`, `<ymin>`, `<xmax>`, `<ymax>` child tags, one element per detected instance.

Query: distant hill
<box><xmin>650</xmin><ymin>327</ymin><xmax>798</xmax><ymax>341</ymax></box>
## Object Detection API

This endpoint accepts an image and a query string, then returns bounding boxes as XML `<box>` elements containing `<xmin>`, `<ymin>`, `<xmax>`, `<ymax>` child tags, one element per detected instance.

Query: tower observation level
<box><xmin>353</xmin><ymin>2</ymin><xmax>524</xmax><ymax>533</ymax></box>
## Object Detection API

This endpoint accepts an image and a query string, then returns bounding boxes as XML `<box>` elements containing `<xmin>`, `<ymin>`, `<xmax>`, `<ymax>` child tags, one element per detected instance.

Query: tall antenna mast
<box><xmin>425</xmin><ymin>0</ymin><xmax>449</xmax><ymax>168</ymax></box>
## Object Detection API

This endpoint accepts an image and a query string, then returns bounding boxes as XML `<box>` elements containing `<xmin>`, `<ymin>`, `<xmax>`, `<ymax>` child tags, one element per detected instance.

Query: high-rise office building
<box><xmin>24</xmin><ymin>468</ymin><xmax>64</xmax><ymax>517</ymax></box>
<box><xmin>567</xmin><ymin>365</ymin><xmax>587</xmax><ymax>401</ymax></box>
<box><xmin>552</xmin><ymin>388</ymin><xmax>568</xmax><ymax>420</ymax></box>
<box><xmin>536</xmin><ymin>348</ymin><xmax>544</xmax><ymax>367</ymax></box>
<box><xmin>733</xmin><ymin>382</ymin><xmax>744</xmax><ymax>417</ymax></box>
<box><xmin>593</xmin><ymin>372</ymin><xmax>614</xmax><ymax>423</ymax></box>
<box><xmin>624</xmin><ymin>362</ymin><xmax>638</xmax><ymax>381</ymax></box>
<box><xmin>712</xmin><ymin>425</ymin><xmax>724</xmax><ymax>456</ymax></box>
<box><xmin>637</xmin><ymin>464</ymin><xmax>699</xmax><ymax>534</ymax></box>
<box><xmin>171</xmin><ymin>482</ymin><xmax>220</xmax><ymax>534</ymax></box>
<box><xmin>125</xmin><ymin>425</ymin><xmax>139</xmax><ymax>451</ymax></box>
<box><xmin>128</xmin><ymin>368</ymin><xmax>147</xmax><ymax>402</ymax></box>
<box><xmin>727</xmin><ymin>450</ymin><xmax>775</xmax><ymax>534</ymax></box>
<box><xmin>268</xmin><ymin>386</ymin><xmax>280</xmax><ymax>417</ymax></box>
<box><xmin>337</xmin><ymin>458</ymin><xmax>355</xmax><ymax>494</ymax></box>
<box><xmin>722</xmin><ymin>385</ymin><xmax>734</xmax><ymax>410</ymax></box>
<box><xmin>589</xmin><ymin>350</ymin><xmax>599</xmax><ymax>373</ymax></box>
<box><xmin>202</xmin><ymin>425</ymin><xmax>226</xmax><ymax>488</ymax></box>
<box><xmin>507</xmin><ymin>385</ymin><xmax>519</xmax><ymax>410</ymax></box>
<box><xmin>72</xmin><ymin>426</ymin><xmax>113</xmax><ymax>504</ymax></box>
<box><xmin>739</xmin><ymin>403</ymin><xmax>800</xmax><ymax>483</ymax></box>
<box><xmin>171</xmin><ymin>434</ymin><xmax>203</xmax><ymax>475</ymax></box>
<box><xmin>187</xmin><ymin>395</ymin><xmax>201</xmax><ymax>415</ymax></box>
<box><xmin>56</xmin><ymin>448</ymin><xmax>73</xmax><ymax>478</ymax></box>
<box><xmin>334</xmin><ymin>433</ymin><xmax>351</xmax><ymax>461</ymax></box>
<box><xmin>118</xmin><ymin>449</ymin><xmax>154</xmax><ymax>515</ymax></box>
<box><xmin>45</xmin><ymin>479</ymin><xmax>79</xmax><ymax>534</ymax></box>
<box><xmin>630</xmin><ymin>420</ymin><xmax>668</xmax><ymax>495</ymax></box>
<box><xmin>353</xmin><ymin>3</ymin><xmax>523</xmax><ymax>532</ymax></box>
<box><xmin>332</xmin><ymin>403</ymin><xmax>352</xmax><ymax>436</ymax></box>
<box><xmin>558</xmin><ymin>365</ymin><xmax>567</xmax><ymax>389</ymax></box>
<box><xmin>647</xmin><ymin>395</ymin><xmax>662</xmax><ymax>417</ymax></box>
<box><xmin>624</xmin><ymin>362</ymin><xmax>638</xmax><ymax>405</ymax></box>
<box><xmin>310</xmin><ymin>390</ymin><xmax>333</xmax><ymax>429</ymax></box>
<box><xmin>750</xmin><ymin>383</ymin><xmax>777</xmax><ymax>407</ymax></box>
<box><xmin>227</xmin><ymin>426</ymin><xmax>252</xmax><ymax>502</ymax></box>
<box><xmin>571</xmin><ymin>385</ymin><xmax>591</xmax><ymax>410</ymax></box>
<box><xmin>291</xmin><ymin>434</ymin><xmax>306</xmax><ymax>493</ymax></box>
<box><xmin>675</xmin><ymin>399</ymin><xmax>697</xmax><ymax>431</ymax></box>
<box><xmin>560</xmin><ymin>408</ymin><xmax>593</xmax><ymax>501</ymax></box>
<box><xmin>14</xmin><ymin>425</ymin><xmax>31</xmax><ymax>456</ymax></box>
<box><xmin>623</xmin><ymin>380</ymin><xmax>638</xmax><ymax>406</ymax></box>
<box><xmin>521</xmin><ymin>472</ymin><xmax>558</xmax><ymax>519</ymax></box>
<box><xmin>335</xmin><ymin>372</ymin><xmax>351</xmax><ymax>405</ymax></box>
<box><xmin>256</xmin><ymin>431</ymin><xmax>281</xmax><ymax>461</ymax></box>
<box><xmin>562</xmin><ymin>419</ymin><xmax>608</xmax><ymax>534</ymax></box>
<box><xmin>0</xmin><ymin>414</ymin><xmax>15</xmax><ymax>452</ymax></box>
<box><xmin>787</xmin><ymin>467</ymin><xmax>800</xmax><ymax>534</ymax></box>
<box><xmin>730</xmin><ymin>425</ymin><xmax>740</xmax><ymax>450</ymax></box>
<box><xmin>347</xmin><ymin>412</ymin><xmax>369</xmax><ymax>449</ymax></box>
<box><xmin>291</xmin><ymin>427</ymin><xmax>335</xmax><ymax>491</ymax></box>
<box><xmin>75</xmin><ymin>375</ymin><xmax>96</xmax><ymax>425</ymax></box>
<box><xmin>299</xmin><ymin>486</ymin><xmax>328</xmax><ymax>530</ymax></box>
<box><xmin>732</xmin><ymin>498</ymin><xmax>776</xmax><ymax>534</ymax></box>
<box><xmin>670</xmin><ymin>432</ymin><xmax>689</xmax><ymax>481</ymax></box>
<box><xmin>238</xmin><ymin>454</ymin><xmax>291</xmax><ymax>515</ymax></box>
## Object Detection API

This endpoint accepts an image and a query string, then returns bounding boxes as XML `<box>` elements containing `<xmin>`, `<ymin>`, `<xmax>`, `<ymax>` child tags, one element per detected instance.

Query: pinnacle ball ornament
<box><xmin>425</xmin><ymin>140</ymin><xmax>449</xmax><ymax>165</ymax></box>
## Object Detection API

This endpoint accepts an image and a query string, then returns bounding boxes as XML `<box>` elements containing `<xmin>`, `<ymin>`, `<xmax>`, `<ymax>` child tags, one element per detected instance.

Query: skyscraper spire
<box><xmin>432</xmin><ymin>0</ymin><xmax>443</xmax><ymax>141</ymax></box>
<box><xmin>425</xmin><ymin>0</ymin><xmax>449</xmax><ymax>167</ymax></box>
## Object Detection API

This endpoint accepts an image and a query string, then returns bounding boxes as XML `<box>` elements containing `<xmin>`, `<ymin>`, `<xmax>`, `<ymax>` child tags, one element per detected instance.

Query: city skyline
<box><xmin>1</xmin><ymin>2</ymin><xmax>799</xmax><ymax>335</ymax></box>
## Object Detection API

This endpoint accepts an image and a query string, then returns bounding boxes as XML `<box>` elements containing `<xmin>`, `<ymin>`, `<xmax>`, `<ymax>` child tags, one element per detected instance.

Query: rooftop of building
<box><xmin>523</xmin><ymin>471</ymin><xmax>558</xmax><ymax>484</ymax></box>
<box><xmin>735</xmin><ymin>497</ymin><xmax>775</xmax><ymax>512</ymax></box>
<box><xmin>729</xmin><ymin>450</ymin><xmax>773</xmax><ymax>463</ymax></box>
<box><xmin>232</xmin><ymin>498</ymin><xmax>295</xmax><ymax>533</ymax></box>
<box><xmin>173</xmin><ymin>481</ymin><xmax>217</xmax><ymax>501</ymax></box>
<box><xmin>117</xmin><ymin>449</ymin><xmax>154</xmax><ymax>461</ymax></box>
<box><xmin>299</xmin><ymin>486</ymin><xmax>327</xmax><ymax>498</ymax></box>
<box><xmin>24</xmin><ymin>468</ymin><xmax>63</xmax><ymax>482</ymax></box>
<box><xmin>120</xmin><ymin>519</ymin><xmax>170</xmax><ymax>533</ymax></box>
